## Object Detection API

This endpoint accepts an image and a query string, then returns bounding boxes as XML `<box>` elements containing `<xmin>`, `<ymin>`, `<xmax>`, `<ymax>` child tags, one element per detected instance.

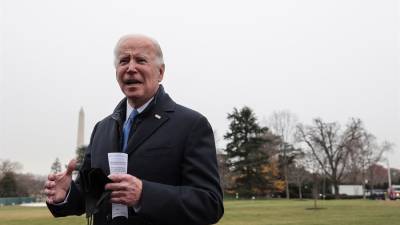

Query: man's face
<box><xmin>115</xmin><ymin>37</ymin><xmax>164</xmax><ymax>107</ymax></box>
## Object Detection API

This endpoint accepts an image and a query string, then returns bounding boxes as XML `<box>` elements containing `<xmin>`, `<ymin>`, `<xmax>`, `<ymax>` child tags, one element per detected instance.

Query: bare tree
<box><xmin>268</xmin><ymin>110</ymin><xmax>298</xmax><ymax>199</ymax></box>
<box><xmin>0</xmin><ymin>159</ymin><xmax>48</xmax><ymax>198</ymax></box>
<box><xmin>367</xmin><ymin>164</ymin><xmax>390</xmax><ymax>188</ymax></box>
<box><xmin>288</xmin><ymin>152</ymin><xmax>311</xmax><ymax>199</ymax></box>
<box><xmin>349</xmin><ymin>131</ymin><xmax>393</xmax><ymax>199</ymax></box>
<box><xmin>302</xmin><ymin>152</ymin><xmax>323</xmax><ymax>208</ymax></box>
<box><xmin>289</xmin><ymin>166</ymin><xmax>310</xmax><ymax>199</ymax></box>
<box><xmin>296</xmin><ymin>118</ymin><xmax>363</xmax><ymax>198</ymax></box>
<box><xmin>0</xmin><ymin>159</ymin><xmax>22</xmax><ymax>178</ymax></box>
<box><xmin>15</xmin><ymin>173</ymin><xmax>47</xmax><ymax>197</ymax></box>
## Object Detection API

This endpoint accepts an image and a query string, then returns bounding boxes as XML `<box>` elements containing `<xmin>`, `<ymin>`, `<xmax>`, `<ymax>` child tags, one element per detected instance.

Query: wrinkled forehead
<box><xmin>116</xmin><ymin>38</ymin><xmax>157</xmax><ymax>56</ymax></box>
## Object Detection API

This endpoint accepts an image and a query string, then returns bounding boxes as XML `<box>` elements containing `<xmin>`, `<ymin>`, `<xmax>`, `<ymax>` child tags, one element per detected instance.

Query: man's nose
<box><xmin>127</xmin><ymin>60</ymin><xmax>137</xmax><ymax>72</ymax></box>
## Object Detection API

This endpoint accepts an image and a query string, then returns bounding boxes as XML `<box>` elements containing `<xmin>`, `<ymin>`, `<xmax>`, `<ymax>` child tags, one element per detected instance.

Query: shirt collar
<box><xmin>125</xmin><ymin>97</ymin><xmax>154</xmax><ymax>122</ymax></box>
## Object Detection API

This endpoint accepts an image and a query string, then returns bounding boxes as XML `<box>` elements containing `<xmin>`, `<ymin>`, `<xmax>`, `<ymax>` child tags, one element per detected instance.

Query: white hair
<box><xmin>113</xmin><ymin>34</ymin><xmax>164</xmax><ymax>67</ymax></box>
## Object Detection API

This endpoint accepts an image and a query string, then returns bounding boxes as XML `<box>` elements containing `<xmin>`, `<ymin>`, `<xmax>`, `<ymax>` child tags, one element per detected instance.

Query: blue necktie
<box><xmin>122</xmin><ymin>109</ymin><xmax>138</xmax><ymax>152</ymax></box>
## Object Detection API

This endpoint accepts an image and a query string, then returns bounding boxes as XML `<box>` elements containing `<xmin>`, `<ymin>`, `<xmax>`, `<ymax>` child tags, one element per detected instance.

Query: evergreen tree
<box><xmin>76</xmin><ymin>145</ymin><xmax>88</xmax><ymax>165</ymax></box>
<box><xmin>224</xmin><ymin>106</ymin><xmax>274</xmax><ymax>196</ymax></box>
<box><xmin>50</xmin><ymin>157</ymin><xmax>62</xmax><ymax>173</ymax></box>
<box><xmin>0</xmin><ymin>172</ymin><xmax>18</xmax><ymax>197</ymax></box>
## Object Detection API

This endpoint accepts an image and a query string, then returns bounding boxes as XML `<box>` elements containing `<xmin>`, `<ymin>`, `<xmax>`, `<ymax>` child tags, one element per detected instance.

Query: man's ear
<box><xmin>158</xmin><ymin>64</ymin><xmax>165</xmax><ymax>82</ymax></box>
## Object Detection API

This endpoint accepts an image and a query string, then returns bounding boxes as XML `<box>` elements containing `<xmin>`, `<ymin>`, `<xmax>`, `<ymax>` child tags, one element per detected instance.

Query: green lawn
<box><xmin>218</xmin><ymin>199</ymin><xmax>400</xmax><ymax>225</ymax></box>
<box><xmin>0</xmin><ymin>200</ymin><xmax>399</xmax><ymax>225</ymax></box>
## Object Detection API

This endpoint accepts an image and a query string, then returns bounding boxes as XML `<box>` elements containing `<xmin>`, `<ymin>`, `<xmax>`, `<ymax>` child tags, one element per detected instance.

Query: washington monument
<box><xmin>77</xmin><ymin>107</ymin><xmax>85</xmax><ymax>148</ymax></box>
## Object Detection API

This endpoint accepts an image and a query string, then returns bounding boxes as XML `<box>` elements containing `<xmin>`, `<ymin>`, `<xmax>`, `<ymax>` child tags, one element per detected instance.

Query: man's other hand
<box><xmin>106</xmin><ymin>174</ymin><xmax>143</xmax><ymax>207</ymax></box>
<box><xmin>44</xmin><ymin>159</ymin><xmax>76</xmax><ymax>204</ymax></box>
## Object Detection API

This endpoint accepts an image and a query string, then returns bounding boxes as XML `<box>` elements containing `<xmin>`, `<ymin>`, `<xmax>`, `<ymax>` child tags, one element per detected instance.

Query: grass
<box><xmin>218</xmin><ymin>199</ymin><xmax>400</xmax><ymax>225</ymax></box>
<box><xmin>0</xmin><ymin>205</ymin><xmax>83</xmax><ymax>225</ymax></box>
<box><xmin>0</xmin><ymin>199</ymin><xmax>399</xmax><ymax>225</ymax></box>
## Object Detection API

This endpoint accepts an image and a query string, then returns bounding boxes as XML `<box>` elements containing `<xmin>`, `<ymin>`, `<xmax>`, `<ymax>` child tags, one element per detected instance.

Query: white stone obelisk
<box><xmin>77</xmin><ymin>107</ymin><xmax>85</xmax><ymax>148</ymax></box>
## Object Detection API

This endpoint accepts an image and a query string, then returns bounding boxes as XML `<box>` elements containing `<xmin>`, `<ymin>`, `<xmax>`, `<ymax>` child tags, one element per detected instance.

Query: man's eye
<box><xmin>119</xmin><ymin>58</ymin><xmax>129</xmax><ymax>65</ymax></box>
<box><xmin>137</xmin><ymin>58</ymin><xmax>147</xmax><ymax>64</ymax></box>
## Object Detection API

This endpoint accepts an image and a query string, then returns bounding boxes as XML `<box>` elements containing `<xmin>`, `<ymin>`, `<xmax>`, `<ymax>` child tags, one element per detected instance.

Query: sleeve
<box><xmin>47</xmin><ymin>123</ymin><xmax>99</xmax><ymax>217</ymax></box>
<box><xmin>50</xmin><ymin>184</ymin><xmax>72</xmax><ymax>206</ymax></box>
<box><xmin>46</xmin><ymin>181</ymin><xmax>85</xmax><ymax>217</ymax></box>
<box><xmin>137</xmin><ymin>115</ymin><xmax>224</xmax><ymax>225</ymax></box>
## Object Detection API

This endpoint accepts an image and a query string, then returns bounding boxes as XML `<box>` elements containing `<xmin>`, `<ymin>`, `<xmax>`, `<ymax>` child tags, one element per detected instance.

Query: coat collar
<box><xmin>111</xmin><ymin>85</ymin><xmax>175</xmax><ymax>123</ymax></box>
<box><xmin>111</xmin><ymin>85</ymin><xmax>175</xmax><ymax>154</ymax></box>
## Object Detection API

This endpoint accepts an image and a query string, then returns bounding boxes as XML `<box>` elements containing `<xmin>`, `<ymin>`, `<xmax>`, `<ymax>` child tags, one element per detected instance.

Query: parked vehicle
<box><xmin>388</xmin><ymin>186</ymin><xmax>400</xmax><ymax>200</ymax></box>
<box><xmin>368</xmin><ymin>189</ymin><xmax>386</xmax><ymax>200</ymax></box>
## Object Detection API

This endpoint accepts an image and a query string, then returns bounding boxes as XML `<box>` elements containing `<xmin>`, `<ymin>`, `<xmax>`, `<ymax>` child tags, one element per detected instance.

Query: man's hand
<box><xmin>105</xmin><ymin>174</ymin><xmax>142</xmax><ymax>207</ymax></box>
<box><xmin>44</xmin><ymin>159</ymin><xmax>76</xmax><ymax>204</ymax></box>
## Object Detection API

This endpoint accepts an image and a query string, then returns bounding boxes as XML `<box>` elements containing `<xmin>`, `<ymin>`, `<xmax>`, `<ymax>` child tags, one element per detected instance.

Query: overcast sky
<box><xmin>1</xmin><ymin>0</ymin><xmax>399</xmax><ymax>175</ymax></box>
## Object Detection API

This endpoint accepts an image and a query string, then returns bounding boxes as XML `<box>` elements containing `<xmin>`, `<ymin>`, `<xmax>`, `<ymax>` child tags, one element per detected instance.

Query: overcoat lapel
<box><xmin>123</xmin><ymin>85</ymin><xmax>175</xmax><ymax>155</ymax></box>
<box><xmin>125</xmin><ymin>112</ymin><xmax>169</xmax><ymax>155</ymax></box>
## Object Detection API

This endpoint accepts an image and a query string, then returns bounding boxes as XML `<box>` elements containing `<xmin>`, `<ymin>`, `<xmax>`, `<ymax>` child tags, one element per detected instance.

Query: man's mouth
<box><xmin>124</xmin><ymin>79</ymin><xmax>142</xmax><ymax>85</ymax></box>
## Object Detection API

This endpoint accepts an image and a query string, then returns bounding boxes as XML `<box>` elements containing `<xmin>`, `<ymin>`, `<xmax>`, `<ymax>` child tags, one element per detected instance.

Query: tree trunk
<box><xmin>333</xmin><ymin>182</ymin><xmax>339</xmax><ymax>199</ymax></box>
<box><xmin>362</xmin><ymin>171</ymin><xmax>366</xmax><ymax>200</ymax></box>
<box><xmin>285</xmin><ymin>164</ymin><xmax>290</xmax><ymax>199</ymax></box>
<box><xmin>362</xmin><ymin>182</ymin><xmax>366</xmax><ymax>200</ymax></box>
<box><xmin>322</xmin><ymin>175</ymin><xmax>326</xmax><ymax>200</ymax></box>
<box><xmin>284</xmin><ymin>145</ymin><xmax>290</xmax><ymax>199</ymax></box>
<box><xmin>298</xmin><ymin>181</ymin><xmax>303</xmax><ymax>199</ymax></box>
<box><xmin>313</xmin><ymin>173</ymin><xmax>318</xmax><ymax>209</ymax></box>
